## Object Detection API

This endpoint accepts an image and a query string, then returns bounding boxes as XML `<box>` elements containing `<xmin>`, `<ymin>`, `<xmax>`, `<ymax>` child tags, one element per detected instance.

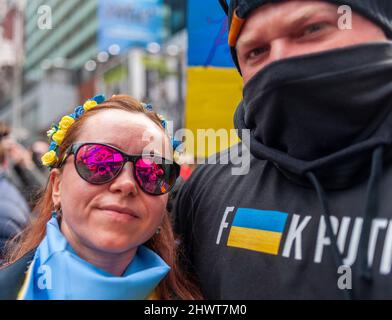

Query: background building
<box><xmin>0</xmin><ymin>0</ymin><xmax>187</xmax><ymax>141</ymax></box>
<box><xmin>0</xmin><ymin>0</ymin><xmax>16</xmax><ymax>107</ymax></box>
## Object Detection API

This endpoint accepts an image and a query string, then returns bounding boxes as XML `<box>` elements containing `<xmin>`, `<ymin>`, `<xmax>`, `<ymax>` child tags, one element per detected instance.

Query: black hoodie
<box><xmin>174</xmin><ymin>141</ymin><xmax>392</xmax><ymax>299</ymax></box>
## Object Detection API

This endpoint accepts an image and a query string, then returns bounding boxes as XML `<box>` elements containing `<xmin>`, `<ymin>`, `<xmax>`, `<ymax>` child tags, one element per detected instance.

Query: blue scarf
<box><xmin>18</xmin><ymin>217</ymin><xmax>170</xmax><ymax>300</ymax></box>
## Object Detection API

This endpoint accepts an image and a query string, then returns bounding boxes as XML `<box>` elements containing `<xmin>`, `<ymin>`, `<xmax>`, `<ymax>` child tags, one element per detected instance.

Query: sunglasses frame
<box><xmin>60</xmin><ymin>142</ymin><xmax>180</xmax><ymax>196</ymax></box>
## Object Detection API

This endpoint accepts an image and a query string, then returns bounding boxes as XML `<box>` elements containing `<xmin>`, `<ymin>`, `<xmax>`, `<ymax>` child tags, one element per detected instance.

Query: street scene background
<box><xmin>0</xmin><ymin>0</ymin><xmax>242</xmax><ymax>161</ymax></box>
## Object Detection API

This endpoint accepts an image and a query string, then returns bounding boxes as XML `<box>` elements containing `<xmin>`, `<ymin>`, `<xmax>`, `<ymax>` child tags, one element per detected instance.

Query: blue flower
<box><xmin>93</xmin><ymin>94</ymin><xmax>106</xmax><ymax>104</ymax></box>
<box><xmin>74</xmin><ymin>106</ymin><xmax>85</xmax><ymax>118</ymax></box>
<box><xmin>49</xmin><ymin>141</ymin><xmax>57</xmax><ymax>151</ymax></box>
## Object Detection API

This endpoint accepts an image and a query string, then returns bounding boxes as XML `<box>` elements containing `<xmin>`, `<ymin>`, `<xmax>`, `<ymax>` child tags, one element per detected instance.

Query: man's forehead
<box><xmin>229</xmin><ymin>0</ymin><xmax>328</xmax><ymax>47</ymax></box>
<box><xmin>236</xmin><ymin>1</ymin><xmax>337</xmax><ymax>47</ymax></box>
<box><xmin>224</xmin><ymin>0</ymin><xmax>392</xmax><ymax>72</ymax></box>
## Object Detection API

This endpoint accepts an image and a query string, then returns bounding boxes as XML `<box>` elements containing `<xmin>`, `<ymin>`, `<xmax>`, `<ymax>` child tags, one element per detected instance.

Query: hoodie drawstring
<box><xmin>305</xmin><ymin>145</ymin><xmax>384</xmax><ymax>300</ymax></box>
<box><xmin>306</xmin><ymin>171</ymin><xmax>353</xmax><ymax>300</ymax></box>
<box><xmin>358</xmin><ymin>146</ymin><xmax>384</xmax><ymax>282</ymax></box>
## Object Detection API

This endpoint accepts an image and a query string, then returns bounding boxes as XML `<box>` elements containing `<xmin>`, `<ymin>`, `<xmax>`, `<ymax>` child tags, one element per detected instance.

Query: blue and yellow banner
<box><xmin>188</xmin><ymin>0</ymin><xmax>234</xmax><ymax>67</ymax></box>
<box><xmin>186</xmin><ymin>0</ymin><xmax>243</xmax><ymax>158</ymax></box>
<box><xmin>228</xmin><ymin>209</ymin><xmax>289</xmax><ymax>255</ymax></box>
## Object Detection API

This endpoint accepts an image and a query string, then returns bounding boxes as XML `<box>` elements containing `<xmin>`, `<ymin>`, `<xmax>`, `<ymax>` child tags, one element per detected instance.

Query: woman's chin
<box><xmin>86</xmin><ymin>233</ymin><xmax>140</xmax><ymax>255</ymax></box>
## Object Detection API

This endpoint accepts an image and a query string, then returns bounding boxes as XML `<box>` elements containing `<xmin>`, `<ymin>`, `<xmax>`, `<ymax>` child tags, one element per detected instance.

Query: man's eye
<box><xmin>247</xmin><ymin>45</ymin><xmax>270</xmax><ymax>60</ymax></box>
<box><xmin>299</xmin><ymin>23</ymin><xmax>328</xmax><ymax>38</ymax></box>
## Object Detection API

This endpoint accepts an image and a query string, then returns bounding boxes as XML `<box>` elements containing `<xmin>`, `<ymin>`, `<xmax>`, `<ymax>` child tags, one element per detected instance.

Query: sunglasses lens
<box><xmin>135</xmin><ymin>157</ymin><xmax>178</xmax><ymax>195</ymax></box>
<box><xmin>75</xmin><ymin>144</ymin><xmax>124</xmax><ymax>184</ymax></box>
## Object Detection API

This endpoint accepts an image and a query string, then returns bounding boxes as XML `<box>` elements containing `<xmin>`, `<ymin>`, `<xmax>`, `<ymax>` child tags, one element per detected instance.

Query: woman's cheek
<box><xmin>60</xmin><ymin>171</ymin><xmax>96</xmax><ymax>222</ymax></box>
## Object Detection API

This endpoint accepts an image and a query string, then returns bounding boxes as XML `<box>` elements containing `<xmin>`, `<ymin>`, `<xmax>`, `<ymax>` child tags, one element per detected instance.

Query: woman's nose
<box><xmin>109</xmin><ymin>162</ymin><xmax>138</xmax><ymax>196</ymax></box>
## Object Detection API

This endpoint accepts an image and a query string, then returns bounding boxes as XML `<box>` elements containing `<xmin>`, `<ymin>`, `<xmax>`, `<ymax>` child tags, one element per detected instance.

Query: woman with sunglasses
<box><xmin>0</xmin><ymin>94</ymin><xmax>201</xmax><ymax>300</ymax></box>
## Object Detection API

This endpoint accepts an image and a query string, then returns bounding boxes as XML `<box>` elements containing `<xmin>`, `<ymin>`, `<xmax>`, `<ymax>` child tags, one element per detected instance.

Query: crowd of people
<box><xmin>1</xmin><ymin>0</ymin><xmax>392</xmax><ymax>300</ymax></box>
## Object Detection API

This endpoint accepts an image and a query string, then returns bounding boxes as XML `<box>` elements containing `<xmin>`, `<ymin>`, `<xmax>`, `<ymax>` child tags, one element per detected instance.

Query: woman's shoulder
<box><xmin>0</xmin><ymin>250</ymin><xmax>36</xmax><ymax>300</ymax></box>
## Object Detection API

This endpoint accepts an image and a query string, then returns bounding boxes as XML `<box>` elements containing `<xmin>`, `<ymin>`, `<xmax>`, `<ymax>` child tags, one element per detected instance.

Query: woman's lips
<box><xmin>99</xmin><ymin>205</ymin><xmax>140</xmax><ymax>220</ymax></box>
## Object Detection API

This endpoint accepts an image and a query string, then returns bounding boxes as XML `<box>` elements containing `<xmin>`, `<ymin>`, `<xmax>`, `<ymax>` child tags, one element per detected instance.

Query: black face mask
<box><xmin>235</xmin><ymin>42</ymin><xmax>392</xmax><ymax>188</ymax></box>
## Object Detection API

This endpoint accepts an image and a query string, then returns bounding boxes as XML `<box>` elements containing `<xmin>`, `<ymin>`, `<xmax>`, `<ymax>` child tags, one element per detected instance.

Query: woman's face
<box><xmin>51</xmin><ymin>109</ymin><xmax>171</xmax><ymax>257</ymax></box>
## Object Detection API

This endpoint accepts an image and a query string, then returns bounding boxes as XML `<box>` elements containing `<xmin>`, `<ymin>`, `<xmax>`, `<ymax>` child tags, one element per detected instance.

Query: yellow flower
<box><xmin>59</xmin><ymin>115</ymin><xmax>75</xmax><ymax>131</ymax></box>
<box><xmin>83</xmin><ymin>100</ymin><xmax>98</xmax><ymax>111</ymax></box>
<box><xmin>52</xmin><ymin>129</ymin><xmax>66</xmax><ymax>145</ymax></box>
<box><xmin>41</xmin><ymin>150</ymin><xmax>58</xmax><ymax>167</ymax></box>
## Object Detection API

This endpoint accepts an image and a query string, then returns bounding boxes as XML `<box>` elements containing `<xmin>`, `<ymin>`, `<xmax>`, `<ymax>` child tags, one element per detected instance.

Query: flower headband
<box><xmin>41</xmin><ymin>94</ymin><xmax>182</xmax><ymax>168</ymax></box>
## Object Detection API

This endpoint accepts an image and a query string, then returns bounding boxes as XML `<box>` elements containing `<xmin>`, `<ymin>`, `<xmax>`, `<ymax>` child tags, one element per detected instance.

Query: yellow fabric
<box><xmin>147</xmin><ymin>291</ymin><xmax>160</xmax><ymax>300</ymax></box>
<box><xmin>17</xmin><ymin>262</ymin><xmax>34</xmax><ymax>300</ymax></box>
<box><xmin>185</xmin><ymin>67</ymin><xmax>242</xmax><ymax>158</ymax></box>
<box><xmin>227</xmin><ymin>226</ymin><xmax>283</xmax><ymax>255</ymax></box>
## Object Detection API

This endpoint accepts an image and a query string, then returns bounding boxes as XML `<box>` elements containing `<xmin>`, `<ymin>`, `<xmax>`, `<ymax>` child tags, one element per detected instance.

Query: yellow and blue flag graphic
<box><xmin>227</xmin><ymin>209</ymin><xmax>288</xmax><ymax>255</ymax></box>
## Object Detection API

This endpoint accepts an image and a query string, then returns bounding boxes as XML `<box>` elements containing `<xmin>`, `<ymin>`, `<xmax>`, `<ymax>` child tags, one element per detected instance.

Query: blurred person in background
<box><xmin>0</xmin><ymin>95</ymin><xmax>201</xmax><ymax>300</ymax></box>
<box><xmin>30</xmin><ymin>140</ymin><xmax>50</xmax><ymax>174</ymax></box>
<box><xmin>0</xmin><ymin>122</ymin><xmax>47</xmax><ymax>207</ymax></box>
<box><xmin>0</xmin><ymin>140</ymin><xmax>29</xmax><ymax>262</ymax></box>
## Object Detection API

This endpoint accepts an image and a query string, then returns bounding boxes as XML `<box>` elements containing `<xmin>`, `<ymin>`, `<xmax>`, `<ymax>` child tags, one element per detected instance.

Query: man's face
<box><xmin>236</xmin><ymin>0</ymin><xmax>387</xmax><ymax>84</ymax></box>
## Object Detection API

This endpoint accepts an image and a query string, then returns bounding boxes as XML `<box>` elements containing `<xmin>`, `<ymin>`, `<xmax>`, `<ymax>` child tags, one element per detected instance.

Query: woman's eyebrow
<box><xmin>100</xmin><ymin>142</ymin><xmax>122</xmax><ymax>149</ymax></box>
<box><xmin>90</xmin><ymin>141</ymin><xmax>127</xmax><ymax>152</ymax></box>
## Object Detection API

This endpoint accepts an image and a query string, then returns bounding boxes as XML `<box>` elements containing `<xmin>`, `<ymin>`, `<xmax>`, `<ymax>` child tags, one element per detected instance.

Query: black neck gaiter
<box><xmin>235</xmin><ymin>42</ymin><xmax>392</xmax><ymax>189</ymax></box>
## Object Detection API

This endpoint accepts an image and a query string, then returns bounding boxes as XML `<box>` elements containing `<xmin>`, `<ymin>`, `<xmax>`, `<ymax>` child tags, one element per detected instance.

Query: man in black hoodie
<box><xmin>174</xmin><ymin>0</ymin><xmax>392</xmax><ymax>299</ymax></box>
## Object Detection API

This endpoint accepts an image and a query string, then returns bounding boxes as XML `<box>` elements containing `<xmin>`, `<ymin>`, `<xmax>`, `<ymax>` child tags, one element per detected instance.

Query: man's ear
<box><xmin>51</xmin><ymin>169</ymin><xmax>62</xmax><ymax>208</ymax></box>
